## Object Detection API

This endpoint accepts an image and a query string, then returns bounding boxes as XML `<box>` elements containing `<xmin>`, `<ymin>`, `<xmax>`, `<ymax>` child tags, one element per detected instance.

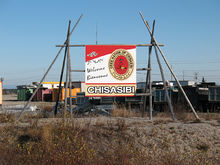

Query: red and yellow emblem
<box><xmin>108</xmin><ymin>49</ymin><xmax>134</xmax><ymax>80</ymax></box>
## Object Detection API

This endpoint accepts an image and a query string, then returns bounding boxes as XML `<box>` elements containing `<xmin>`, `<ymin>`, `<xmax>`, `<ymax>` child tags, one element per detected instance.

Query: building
<box><xmin>41</xmin><ymin>82</ymin><xmax>64</xmax><ymax>89</ymax></box>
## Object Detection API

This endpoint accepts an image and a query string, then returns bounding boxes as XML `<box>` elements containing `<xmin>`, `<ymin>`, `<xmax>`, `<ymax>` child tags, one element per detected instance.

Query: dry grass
<box><xmin>199</xmin><ymin>113</ymin><xmax>220</xmax><ymax>123</ymax></box>
<box><xmin>112</xmin><ymin>106</ymin><xmax>144</xmax><ymax>117</ymax></box>
<box><xmin>173</xmin><ymin>104</ymin><xmax>220</xmax><ymax>123</ymax></box>
<box><xmin>0</xmin><ymin>114</ymin><xmax>219</xmax><ymax>165</ymax></box>
<box><xmin>0</xmin><ymin>113</ymin><xmax>15</xmax><ymax>123</ymax></box>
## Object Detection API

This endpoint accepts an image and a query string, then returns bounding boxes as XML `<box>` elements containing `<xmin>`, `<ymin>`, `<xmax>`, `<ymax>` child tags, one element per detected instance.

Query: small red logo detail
<box><xmin>114</xmin><ymin>55</ymin><xmax>129</xmax><ymax>75</ymax></box>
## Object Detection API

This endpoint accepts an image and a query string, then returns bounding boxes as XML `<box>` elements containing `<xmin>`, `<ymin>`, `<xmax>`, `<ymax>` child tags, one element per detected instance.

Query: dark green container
<box><xmin>17</xmin><ymin>87</ymin><xmax>34</xmax><ymax>101</ymax></box>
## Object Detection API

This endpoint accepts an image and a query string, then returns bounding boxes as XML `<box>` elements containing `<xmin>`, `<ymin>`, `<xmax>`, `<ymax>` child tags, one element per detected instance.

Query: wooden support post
<box><xmin>54</xmin><ymin>47</ymin><xmax>67</xmax><ymax>116</ymax></box>
<box><xmin>139</xmin><ymin>11</ymin><xmax>199</xmax><ymax>120</ymax></box>
<box><xmin>155</xmin><ymin>44</ymin><xmax>199</xmax><ymax>119</ymax></box>
<box><xmin>143</xmin><ymin>21</ymin><xmax>155</xmax><ymax>120</ymax></box>
<box><xmin>54</xmin><ymin>22</ymin><xmax>71</xmax><ymax>116</ymax></box>
<box><xmin>148</xmin><ymin>48</ymin><xmax>153</xmax><ymax>120</ymax></box>
<box><xmin>64</xmin><ymin>21</ymin><xmax>71</xmax><ymax>121</ymax></box>
<box><xmin>143</xmin><ymin>52</ymin><xmax>150</xmax><ymax>117</ymax></box>
<box><xmin>154</xmin><ymin>44</ymin><xmax>175</xmax><ymax>120</ymax></box>
<box><xmin>68</xmin><ymin>31</ymin><xmax>73</xmax><ymax>122</ymax></box>
<box><xmin>17</xmin><ymin>14</ymin><xmax>83</xmax><ymax>121</ymax></box>
<box><xmin>17</xmin><ymin>47</ymin><xmax>64</xmax><ymax>121</ymax></box>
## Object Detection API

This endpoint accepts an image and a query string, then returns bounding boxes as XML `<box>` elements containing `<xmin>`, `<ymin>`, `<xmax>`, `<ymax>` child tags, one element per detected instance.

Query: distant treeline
<box><xmin>3</xmin><ymin>89</ymin><xmax>17</xmax><ymax>95</ymax></box>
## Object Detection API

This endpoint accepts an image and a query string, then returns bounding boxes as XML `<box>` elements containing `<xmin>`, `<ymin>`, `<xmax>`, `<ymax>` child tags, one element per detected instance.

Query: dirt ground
<box><xmin>2</xmin><ymin>94</ymin><xmax>55</xmax><ymax>107</ymax></box>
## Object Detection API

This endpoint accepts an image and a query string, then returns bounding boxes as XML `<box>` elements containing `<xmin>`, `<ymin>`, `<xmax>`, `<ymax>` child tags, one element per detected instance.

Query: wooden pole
<box><xmin>54</xmin><ymin>21</ymin><xmax>71</xmax><ymax>116</ymax></box>
<box><xmin>54</xmin><ymin>48</ymin><xmax>66</xmax><ymax>116</ymax></box>
<box><xmin>142</xmin><ymin>50</ymin><xmax>150</xmax><ymax>117</ymax></box>
<box><xmin>154</xmin><ymin>43</ymin><xmax>175</xmax><ymax>120</ymax></box>
<box><xmin>156</xmin><ymin>44</ymin><xmax>199</xmax><ymax>119</ymax></box>
<box><xmin>17</xmin><ymin>47</ymin><xmax>64</xmax><ymax>121</ymax></box>
<box><xmin>68</xmin><ymin>30</ymin><xmax>73</xmax><ymax>122</ymax></box>
<box><xmin>143</xmin><ymin>21</ymin><xmax>155</xmax><ymax>119</ymax></box>
<box><xmin>139</xmin><ymin>11</ymin><xmax>199</xmax><ymax>120</ymax></box>
<box><xmin>69</xmin><ymin>14</ymin><xmax>83</xmax><ymax>39</ymax></box>
<box><xmin>64</xmin><ymin>21</ymin><xmax>71</xmax><ymax>121</ymax></box>
<box><xmin>148</xmin><ymin>51</ymin><xmax>153</xmax><ymax>120</ymax></box>
<box><xmin>17</xmin><ymin>14</ymin><xmax>83</xmax><ymax>121</ymax></box>
<box><xmin>54</xmin><ymin>51</ymin><xmax>66</xmax><ymax>116</ymax></box>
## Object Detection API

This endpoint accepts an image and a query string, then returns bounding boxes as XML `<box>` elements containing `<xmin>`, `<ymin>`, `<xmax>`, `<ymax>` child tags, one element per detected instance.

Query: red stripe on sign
<box><xmin>85</xmin><ymin>45</ymin><xmax>136</xmax><ymax>62</ymax></box>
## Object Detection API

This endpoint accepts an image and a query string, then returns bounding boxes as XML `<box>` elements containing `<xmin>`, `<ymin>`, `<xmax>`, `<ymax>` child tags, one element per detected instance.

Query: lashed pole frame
<box><xmin>139</xmin><ymin>11</ymin><xmax>199</xmax><ymax>120</ymax></box>
<box><xmin>17</xmin><ymin>14</ymin><xmax>83</xmax><ymax>121</ymax></box>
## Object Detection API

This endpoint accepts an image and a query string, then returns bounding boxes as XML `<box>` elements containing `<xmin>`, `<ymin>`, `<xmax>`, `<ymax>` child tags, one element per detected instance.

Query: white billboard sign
<box><xmin>85</xmin><ymin>45</ymin><xmax>136</xmax><ymax>97</ymax></box>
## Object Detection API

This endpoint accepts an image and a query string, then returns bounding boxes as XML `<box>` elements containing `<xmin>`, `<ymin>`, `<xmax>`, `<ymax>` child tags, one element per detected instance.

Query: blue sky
<box><xmin>0</xmin><ymin>0</ymin><xmax>220</xmax><ymax>88</ymax></box>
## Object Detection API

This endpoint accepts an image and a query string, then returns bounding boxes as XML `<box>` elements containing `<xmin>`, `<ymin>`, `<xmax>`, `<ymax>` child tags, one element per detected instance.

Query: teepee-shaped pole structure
<box><xmin>139</xmin><ymin>11</ymin><xmax>199</xmax><ymax>120</ymax></box>
<box><xmin>17</xmin><ymin>15</ymin><xmax>83</xmax><ymax>121</ymax></box>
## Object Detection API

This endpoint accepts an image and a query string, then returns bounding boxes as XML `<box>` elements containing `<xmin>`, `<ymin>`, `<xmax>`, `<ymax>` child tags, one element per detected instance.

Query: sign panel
<box><xmin>85</xmin><ymin>45</ymin><xmax>136</xmax><ymax>96</ymax></box>
<box><xmin>0</xmin><ymin>81</ymin><xmax>2</xmax><ymax>105</ymax></box>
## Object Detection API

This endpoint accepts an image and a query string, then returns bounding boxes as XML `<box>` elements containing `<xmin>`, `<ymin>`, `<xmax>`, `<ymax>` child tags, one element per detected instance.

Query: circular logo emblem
<box><xmin>108</xmin><ymin>49</ymin><xmax>134</xmax><ymax>80</ymax></box>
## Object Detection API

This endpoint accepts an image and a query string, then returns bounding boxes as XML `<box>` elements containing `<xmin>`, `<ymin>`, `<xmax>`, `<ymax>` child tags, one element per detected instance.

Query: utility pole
<box><xmin>170</xmin><ymin>65</ymin><xmax>173</xmax><ymax>81</ymax></box>
<box><xmin>96</xmin><ymin>23</ymin><xmax>98</xmax><ymax>45</ymax></box>
<box><xmin>194</xmin><ymin>72</ymin><xmax>198</xmax><ymax>84</ymax></box>
<box><xmin>183</xmin><ymin>70</ymin><xmax>185</xmax><ymax>81</ymax></box>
